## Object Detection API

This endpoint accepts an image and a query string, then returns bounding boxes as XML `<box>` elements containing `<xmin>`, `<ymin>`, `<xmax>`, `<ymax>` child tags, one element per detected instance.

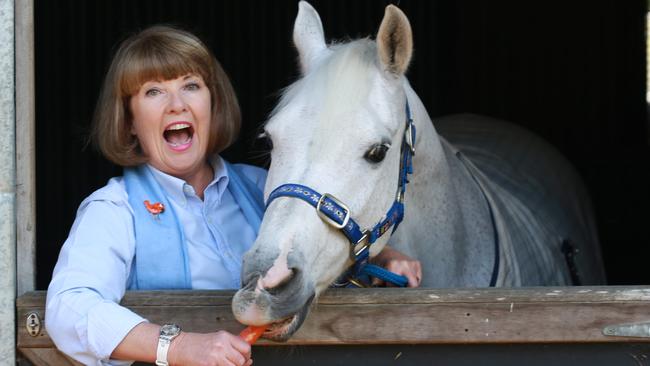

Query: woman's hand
<box><xmin>168</xmin><ymin>330</ymin><xmax>253</xmax><ymax>366</ymax></box>
<box><xmin>371</xmin><ymin>246</ymin><xmax>422</xmax><ymax>287</ymax></box>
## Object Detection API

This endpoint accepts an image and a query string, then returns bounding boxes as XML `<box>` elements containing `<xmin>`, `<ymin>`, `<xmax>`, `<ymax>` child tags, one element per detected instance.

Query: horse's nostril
<box><xmin>264</xmin><ymin>268</ymin><xmax>296</xmax><ymax>295</ymax></box>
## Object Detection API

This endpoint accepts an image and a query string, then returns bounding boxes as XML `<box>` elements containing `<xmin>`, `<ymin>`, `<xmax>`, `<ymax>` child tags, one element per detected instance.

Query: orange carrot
<box><xmin>239</xmin><ymin>325</ymin><xmax>267</xmax><ymax>345</ymax></box>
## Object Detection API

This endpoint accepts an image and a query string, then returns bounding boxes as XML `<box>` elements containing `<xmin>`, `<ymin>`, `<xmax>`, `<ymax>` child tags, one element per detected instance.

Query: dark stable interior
<box><xmin>35</xmin><ymin>0</ymin><xmax>648</xmax><ymax>288</ymax></box>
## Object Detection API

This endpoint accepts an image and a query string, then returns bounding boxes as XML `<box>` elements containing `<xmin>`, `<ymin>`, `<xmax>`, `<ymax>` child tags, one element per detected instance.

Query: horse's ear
<box><xmin>293</xmin><ymin>1</ymin><xmax>327</xmax><ymax>74</ymax></box>
<box><xmin>377</xmin><ymin>5</ymin><xmax>413</xmax><ymax>75</ymax></box>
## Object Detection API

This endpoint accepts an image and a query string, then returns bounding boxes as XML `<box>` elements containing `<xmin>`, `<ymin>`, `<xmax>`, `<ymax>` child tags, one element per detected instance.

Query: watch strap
<box><xmin>156</xmin><ymin>324</ymin><xmax>180</xmax><ymax>366</ymax></box>
<box><xmin>155</xmin><ymin>337</ymin><xmax>171</xmax><ymax>366</ymax></box>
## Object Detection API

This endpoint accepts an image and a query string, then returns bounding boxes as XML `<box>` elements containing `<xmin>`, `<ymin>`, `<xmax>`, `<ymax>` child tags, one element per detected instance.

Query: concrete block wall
<box><xmin>0</xmin><ymin>0</ymin><xmax>16</xmax><ymax>364</ymax></box>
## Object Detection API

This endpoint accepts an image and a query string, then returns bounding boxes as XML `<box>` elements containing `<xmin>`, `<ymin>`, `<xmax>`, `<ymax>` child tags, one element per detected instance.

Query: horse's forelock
<box><xmin>271</xmin><ymin>39</ymin><xmax>378</xmax><ymax>121</ymax></box>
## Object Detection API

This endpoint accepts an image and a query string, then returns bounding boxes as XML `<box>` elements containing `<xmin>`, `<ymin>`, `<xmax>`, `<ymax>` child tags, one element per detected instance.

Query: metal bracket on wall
<box><xmin>25</xmin><ymin>312</ymin><xmax>41</xmax><ymax>337</ymax></box>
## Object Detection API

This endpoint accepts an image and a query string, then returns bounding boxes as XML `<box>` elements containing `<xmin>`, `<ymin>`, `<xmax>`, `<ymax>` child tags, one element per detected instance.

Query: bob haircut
<box><xmin>92</xmin><ymin>25</ymin><xmax>241</xmax><ymax>166</ymax></box>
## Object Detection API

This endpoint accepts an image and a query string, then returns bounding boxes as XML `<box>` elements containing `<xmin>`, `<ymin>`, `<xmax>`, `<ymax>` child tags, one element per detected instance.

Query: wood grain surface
<box><xmin>17</xmin><ymin>287</ymin><xmax>650</xmax><ymax>365</ymax></box>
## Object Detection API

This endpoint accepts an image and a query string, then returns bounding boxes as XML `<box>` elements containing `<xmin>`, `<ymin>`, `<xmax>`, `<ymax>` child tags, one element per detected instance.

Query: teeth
<box><xmin>167</xmin><ymin>123</ymin><xmax>190</xmax><ymax>131</ymax></box>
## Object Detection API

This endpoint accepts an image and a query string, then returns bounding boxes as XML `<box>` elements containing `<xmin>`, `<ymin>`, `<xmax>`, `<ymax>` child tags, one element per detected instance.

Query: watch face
<box><xmin>160</xmin><ymin>324</ymin><xmax>181</xmax><ymax>337</ymax></box>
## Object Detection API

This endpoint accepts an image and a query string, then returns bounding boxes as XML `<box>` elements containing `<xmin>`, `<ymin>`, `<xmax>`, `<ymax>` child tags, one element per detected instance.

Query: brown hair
<box><xmin>91</xmin><ymin>25</ymin><xmax>241</xmax><ymax>166</ymax></box>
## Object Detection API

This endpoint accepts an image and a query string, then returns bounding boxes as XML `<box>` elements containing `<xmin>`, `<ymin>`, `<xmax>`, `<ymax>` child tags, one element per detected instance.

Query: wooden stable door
<box><xmin>16</xmin><ymin>287</ymin><xmax>650</xmax><ymax>365</ymax></box>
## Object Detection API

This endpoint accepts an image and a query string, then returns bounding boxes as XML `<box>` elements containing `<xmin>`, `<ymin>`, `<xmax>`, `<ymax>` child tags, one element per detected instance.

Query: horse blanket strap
<box><xmin>266</xmin><ymin>102</ymin><xmax>416</xmax><ymax>288</ymax></box>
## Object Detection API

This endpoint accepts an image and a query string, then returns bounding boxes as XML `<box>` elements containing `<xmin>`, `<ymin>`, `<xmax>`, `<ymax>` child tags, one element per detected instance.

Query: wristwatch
<box><xmin>155</xmin><ymin>323</ymin><xmax>181</xmax><ymax>366</ymax></box>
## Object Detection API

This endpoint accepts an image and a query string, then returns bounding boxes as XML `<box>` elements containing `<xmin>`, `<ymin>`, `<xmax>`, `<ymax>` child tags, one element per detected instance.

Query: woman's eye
<box><xmin>145</xmin><ymin>88</ymin><xmax>161</xmax><ymax>97</ymax></box>
<box><xmin>184</xmin><ymin>82</ymin><xmax>200</xmax><ymax>91</ymax></box>
<box><xmin>364</xmin><ymin>143</ymin><xmax>390</xmax><ymax>163</ymax></box>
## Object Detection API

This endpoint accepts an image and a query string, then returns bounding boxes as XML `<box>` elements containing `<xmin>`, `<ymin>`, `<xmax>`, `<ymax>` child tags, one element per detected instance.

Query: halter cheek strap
<box><xmin>265</xmin><ymin>102</ymin><xmax>416</xmax><ymax>287</ymax></box>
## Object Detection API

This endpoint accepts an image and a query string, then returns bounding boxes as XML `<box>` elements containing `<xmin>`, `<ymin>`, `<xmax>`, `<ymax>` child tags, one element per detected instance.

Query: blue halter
<box><xmin>266</xmin><ymin>102</ymin><xmax>416</xmax><ymax>287</ymax></box>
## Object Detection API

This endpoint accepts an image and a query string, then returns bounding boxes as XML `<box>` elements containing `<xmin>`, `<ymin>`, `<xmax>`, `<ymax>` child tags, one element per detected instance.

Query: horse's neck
<box><xmin>393</xmin><ymin>84</ymin><xmax>496</xmax><ymax>287</ymax></box>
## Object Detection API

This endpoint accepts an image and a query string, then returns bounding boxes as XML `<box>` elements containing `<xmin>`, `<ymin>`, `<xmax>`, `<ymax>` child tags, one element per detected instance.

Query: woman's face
<box><xmin>130</xmin><ymin>74</ymin><xmax>212</xmax><ymax>180</ymax></box>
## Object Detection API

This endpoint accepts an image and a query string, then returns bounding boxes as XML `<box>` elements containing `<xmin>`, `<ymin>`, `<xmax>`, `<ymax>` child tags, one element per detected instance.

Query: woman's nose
<box><xmin>166</xmin><ymin>91</ymin><xmax>187</xmax><ymax>113</ymax></box>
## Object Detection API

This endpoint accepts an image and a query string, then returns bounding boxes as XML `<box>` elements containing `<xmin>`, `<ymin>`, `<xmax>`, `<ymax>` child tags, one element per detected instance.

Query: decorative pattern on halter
<box><xmin>265</xmin><ymin>101</ymin><xmax>416</xmax><ymax>287</ymax></box>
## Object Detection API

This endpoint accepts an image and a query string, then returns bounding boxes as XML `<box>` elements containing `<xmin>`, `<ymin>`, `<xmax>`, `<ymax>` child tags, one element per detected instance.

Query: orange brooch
<box><xmin>144</xmin><ymin>200</ymin><xmax>164</xmax><ymax>218</ymax></box>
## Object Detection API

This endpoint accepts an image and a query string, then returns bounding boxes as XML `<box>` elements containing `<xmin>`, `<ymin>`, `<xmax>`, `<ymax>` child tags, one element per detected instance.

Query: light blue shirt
<box><xmin>45</xmin><ymin>157</ymin><xmax>267</xmax><ymax>365</ymax></box>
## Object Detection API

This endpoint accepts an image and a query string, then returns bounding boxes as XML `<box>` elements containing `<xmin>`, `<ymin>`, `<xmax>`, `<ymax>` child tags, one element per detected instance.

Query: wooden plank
<box><xmin>19</xmin><ymin>348</ymin><xmax>82</xmax><ymax>366</ymax></box>
<box><xmin>17</xmin><ymin>287</ymin><xmax>650</xmax><ymax>351</ymax></box>
<box><xmin>15</xmin><ymin>0</ymin><xmax>36</xmax><ymax>296</ymax></box>
<box><xmin>19</xmin><ymin>286</ymin><xmax>650</xmax><ymax>307</ymax></box>
<box><xmin>20</xmin><ymin>344</ymin><xmax>650</xmax><ymax>366</ymax></box>
<box><xmin>238</xmin><ymin>343</ymin><xmax>650</xmax><ymax>366</ymax></box>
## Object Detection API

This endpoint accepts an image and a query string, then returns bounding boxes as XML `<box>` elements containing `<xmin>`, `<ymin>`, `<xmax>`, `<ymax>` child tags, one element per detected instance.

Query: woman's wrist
<box><xmin>166</xmin><ymin>331</ymin><xmax>187</xmax><ymax>366</ymax></box>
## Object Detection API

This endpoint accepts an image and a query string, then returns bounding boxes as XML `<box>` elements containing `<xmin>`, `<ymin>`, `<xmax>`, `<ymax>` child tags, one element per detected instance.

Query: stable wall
<box><xmin>0</xmin><ymin>0</ymin><xmax>15</xmax><ymax>363</ymax></box>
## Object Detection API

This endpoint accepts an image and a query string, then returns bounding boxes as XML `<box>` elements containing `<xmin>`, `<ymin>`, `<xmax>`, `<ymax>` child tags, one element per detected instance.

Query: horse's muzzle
<box><xmin>232</xmin><ymin>271</ymin><xmax>315</xmax><ymax>341</ymax></box>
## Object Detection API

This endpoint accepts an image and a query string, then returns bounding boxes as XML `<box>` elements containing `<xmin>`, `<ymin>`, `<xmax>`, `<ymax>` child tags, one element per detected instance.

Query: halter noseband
<box><xmin>265</xmin><ymin>101</ymin><xmax>416</xmax><ymax>287</ymax></box>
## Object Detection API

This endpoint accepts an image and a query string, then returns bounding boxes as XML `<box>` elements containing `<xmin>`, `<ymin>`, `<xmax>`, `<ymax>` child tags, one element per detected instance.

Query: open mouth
<box><xmin>261</xmin><ymin>294</ymin><xmax>314</xmax><ymax>342</ymax></box>
<box><xmin>163</xmin><ymin>122</ymin><xmax>194</xmax><ymax>151</ymax></box>
<box><xmin>264</xmin><ymin>314</ymin><xmax>299</xmax><ymax>340</ymax></box>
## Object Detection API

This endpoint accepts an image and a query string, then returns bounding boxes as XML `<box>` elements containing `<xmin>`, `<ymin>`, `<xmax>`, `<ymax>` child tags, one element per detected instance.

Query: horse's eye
<box><xmin>364</xmin><ymin>143</ymin><xmax>390</xmax><ymax>163</ymax></box>
<box><xmin>259</xmin><ymin>130</ymin><xmax>274</xmax><ymax>150</ymax></box>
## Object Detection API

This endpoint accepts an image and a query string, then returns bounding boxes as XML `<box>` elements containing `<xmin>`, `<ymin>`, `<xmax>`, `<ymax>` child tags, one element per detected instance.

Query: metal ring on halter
<box><xmin>316</xmin><ymin>193</ymin><xmax>350</xmax><ymax>229</ymax></box>
<box><xmin>396</xmin><ymin>189</ymin><xmax>404</xmax><ymax>203</ymax></box>
<box><xmin>405</xmin><ymin>122</ymin><xmax>416</xmax><ymax>154</ymax></box>
<box><xmin>351</xmin><ymin>230</ymin><xmax>370</xmax><ymax>260</ymax></box>
<box><xmin>347</xmin><ymin>277</ymin><xmax>368</xmax><ymax>288</ymax></box>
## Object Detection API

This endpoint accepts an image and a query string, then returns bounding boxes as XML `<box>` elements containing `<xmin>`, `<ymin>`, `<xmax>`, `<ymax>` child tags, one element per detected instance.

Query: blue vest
<box><xmin>123</xmin><ymin>162</ymin><xmax>265</xmax><ymax>289</ymax></box>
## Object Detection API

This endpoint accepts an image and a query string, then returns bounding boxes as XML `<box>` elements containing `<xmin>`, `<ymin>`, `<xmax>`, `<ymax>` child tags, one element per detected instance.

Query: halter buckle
<box><xmin>351</xmin><ymin>230</ymin><xmax>370</xmax><ymax>260</ymax></box>
<box><xmin>316</xmin><ymin>193</ymin><xmax>350</xmax><ymax>229</ymax></box>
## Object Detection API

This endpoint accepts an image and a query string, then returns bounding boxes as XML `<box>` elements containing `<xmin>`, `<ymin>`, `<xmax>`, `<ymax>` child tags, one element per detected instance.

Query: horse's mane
<box><xmin>270</xmin><ymin>39</ymin><xmax>377</xmax><ymax>120</ymax></box>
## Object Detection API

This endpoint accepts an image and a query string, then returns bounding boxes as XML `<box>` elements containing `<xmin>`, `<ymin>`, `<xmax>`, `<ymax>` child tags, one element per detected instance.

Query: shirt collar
<box><xmin>145</xmin><ymin>155</ymin><xmax>229</xmax><ymax>207</ymax></box>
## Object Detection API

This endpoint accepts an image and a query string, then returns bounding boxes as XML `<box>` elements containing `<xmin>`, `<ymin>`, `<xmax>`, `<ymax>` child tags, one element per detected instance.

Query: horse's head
<box><xmin>232</xmin><ymin>1</ymin><xmax>414</xmax><ymax>340</ymax></box>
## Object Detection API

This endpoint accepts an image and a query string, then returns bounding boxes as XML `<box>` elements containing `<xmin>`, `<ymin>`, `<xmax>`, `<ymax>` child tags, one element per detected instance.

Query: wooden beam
<box><xmin>19</xmin><ymin>349</ymin><xmax>82</xmax><ymax>366</ymax></box>
<box><xmin>15</xmin><ymin>0</ymin><xmax>36</xmax><ymax>297</ymax></box>
<box><xmin>16</xmin><ymin>286</ymin><xmax>650</xmax><ymax>359</ymax></box>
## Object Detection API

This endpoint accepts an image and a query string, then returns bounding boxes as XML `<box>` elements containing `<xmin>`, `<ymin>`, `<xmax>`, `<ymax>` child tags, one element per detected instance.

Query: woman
<box><xmin>46</xmin><ymin>25</ymin><xmax>421</xmax><ymax>366</ymax></box>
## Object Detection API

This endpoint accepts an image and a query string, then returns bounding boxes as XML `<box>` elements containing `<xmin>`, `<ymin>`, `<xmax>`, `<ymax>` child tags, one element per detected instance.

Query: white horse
<box><xmin>232</xmin><ymin>1</ymin><xmax>606</xmax><ymax>340</ymax></box>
